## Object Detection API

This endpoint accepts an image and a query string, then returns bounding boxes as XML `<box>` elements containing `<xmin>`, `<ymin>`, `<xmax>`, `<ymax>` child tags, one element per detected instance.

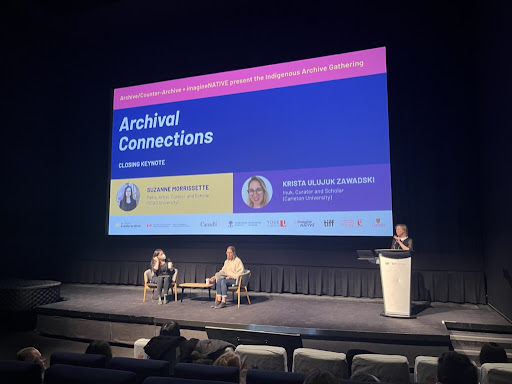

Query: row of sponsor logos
<box><xmin>115</xmin><ymin>218</ymin><xmax>387</xmax><ymax>229</ymax></box>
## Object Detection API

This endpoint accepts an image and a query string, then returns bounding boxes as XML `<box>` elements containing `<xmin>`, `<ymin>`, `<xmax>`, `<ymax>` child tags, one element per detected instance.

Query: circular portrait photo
<box><xmin>242</xmin><ymin>175</ymin><xmax>272</xmax><ymax>209</ymax></box>
<box><xmin>117</xmin><ymin>182</ymin><xmax>140</xmax><ymax>212</ymax></box>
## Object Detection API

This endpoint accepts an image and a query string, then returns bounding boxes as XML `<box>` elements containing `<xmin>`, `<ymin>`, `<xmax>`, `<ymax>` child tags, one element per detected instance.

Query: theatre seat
<box><xmin>351</xmin><ymin>354</ymin><xmax>410</xmax><ymax>384</ymax></box>
<box><xmin>414</xmin><ymin>355</ymin><xmax>438</xmax><ymax>383</ymax></box>
<box><xmin>480</xmin><ymin>363</ymin><xmax>512</xmax><ymax>384</ymax></box>
<box><xmin>44</xmin><ymin>364</ymin><xmax>136</xmax><ymax>384</ymax></box>
<box><xmin>0</xmin><ymin>360</ymin><xmax>41</xmax><ymax>384</ymax></box>
<box><xmin>235</xmin><ymin>344</ymin><xmax>287</xmax><ymax>383</ymax></box>
<box><xmin>109</xmin><ymin>357</ymin><xmax>169</xmax><ymax>384</ymax></box>
<box><xmin>143</xmin><ymin>268</ymin><xmax>178</xmax><ymax>302</ymax></box>
<box><xmin>235</xmin><ymin>345</ymin><xmax>287</xmax><ymax>372</ymax></box>
<box><xmin>292</xmin><ymin>347</ymin><xmax>348</xmax><ymax>379</ymax></box>
<box><xmin>50</xmin><ymin>351</ymin><xmax>107</xmax><ymax>368</ymax></box>
<box><xmin>246</xmin><ymin>369</ymin><xmax>304</xmax><ymax>384</ymax></box>
<box><xmin>142</xmin><ymin>378</ymin><xmax>236</xmax><ymax>384</ymax></box>
<box><xmin>174</xmin><ymin>362</ymin><xmax>239</xmax><ymax>383</ymax></box>
<box><xmin>134</xmin><ymin>338</ymin><xmax>151</xmax><ymax>359</ymax></box>
<box><xmin>227</xmin><ymin>270</ymin><xmax>251</xmax><ymax>308</ymax></box>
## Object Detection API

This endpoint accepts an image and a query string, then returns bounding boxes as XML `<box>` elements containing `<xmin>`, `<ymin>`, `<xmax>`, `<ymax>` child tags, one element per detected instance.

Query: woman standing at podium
<box><xmin>392</xmin><ymin>224</ymin><xmax>413</xmax><ymax>251</ymax></box>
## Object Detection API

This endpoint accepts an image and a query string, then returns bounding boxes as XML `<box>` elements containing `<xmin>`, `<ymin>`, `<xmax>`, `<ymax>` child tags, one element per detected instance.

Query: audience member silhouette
<box><xmin>350</xmin><ymin>371</ymin><xmax>380</xmax><ymax>382</ymax></box>
<box><xmin>17</xmin><ymin>346</ymin><xmax>46</xmax><ymax>373</ymax></box>
<box><xmin>303</xmin><ymin>368</ymin><xmax>338</xmax><ymax>384</ymax></box>
<box><xmin>17</xmin><ymin>346</ymin><xmax>46</xmax><ymax>382</ymax></box>
<box><xmin>144</xmin><ymin>321</ymin><xmax>186</xmax><ymax>375</ymax></box>
<box><xmin>85</xmin><ymin>340</ymin><xmax>113</xmax><ymax>363</ymax></box>
<box><xmin>214</xmin><ymin>351</ymin><xmax>244</xmax><ymax>384</ymax></box>
<box><xmin>437</xmin><ymin>351</ymin><xmax>477</xmax><ymax>384</ymax></box>
<box><xmin>213</xmin><ymin>350</ymin><xmax>241</xmax><ymax>368</ymax></box>
<box><xmin>479</xmin><ymin>342</ymin><xmax>508</xmax><ymax>365</ymax></box>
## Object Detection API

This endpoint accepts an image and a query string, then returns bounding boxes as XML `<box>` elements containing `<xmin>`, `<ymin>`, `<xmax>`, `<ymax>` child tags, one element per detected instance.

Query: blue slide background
<box><xmin>111</xmin><ymin>73</ymin><xmax>390</xmax><ymax>180</ymax></box>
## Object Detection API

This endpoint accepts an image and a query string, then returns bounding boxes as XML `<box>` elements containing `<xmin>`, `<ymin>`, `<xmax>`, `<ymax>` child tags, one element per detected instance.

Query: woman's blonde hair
<box><xmin>213</xmin><ymin>351</ymin><xmax>241</xmax><ymax>369</ymax></box>
<box><xmin>395</xmin><ymin>224</ymin><xmax>408</xmax><ymax>236</ymax></box>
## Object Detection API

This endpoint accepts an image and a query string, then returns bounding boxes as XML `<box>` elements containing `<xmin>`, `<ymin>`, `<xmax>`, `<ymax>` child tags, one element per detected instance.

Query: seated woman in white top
<box><xmin>208</xmin><ymin>246</ymin><xmax>244</xmax><ymax>309</ymax></box>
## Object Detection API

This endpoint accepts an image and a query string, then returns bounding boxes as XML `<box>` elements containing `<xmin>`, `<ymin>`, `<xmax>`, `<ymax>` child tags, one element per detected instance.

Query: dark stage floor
<box><xmin>37</xmin><ymin>284</ymin><xmax>508</xmax><ymax>339</ymax></box>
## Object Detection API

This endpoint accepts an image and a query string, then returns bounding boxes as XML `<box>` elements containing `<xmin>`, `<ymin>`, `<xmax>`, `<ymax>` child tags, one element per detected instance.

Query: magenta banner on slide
<box><xmin>113</xmin><ymin>47</ymin><xmax>386</xmax><ymax>110</ymax></box>
<box><xmin>233</xmin><ymin>164</ymin><xmax>391</xmax><ymax>213</ymax></box>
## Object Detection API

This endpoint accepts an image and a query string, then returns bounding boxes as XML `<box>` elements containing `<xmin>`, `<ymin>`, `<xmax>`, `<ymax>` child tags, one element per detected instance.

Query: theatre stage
<box><xmin>35</xmin><ymin>284</ymin><xmax>510</xmax><ymax>364</ymax></box>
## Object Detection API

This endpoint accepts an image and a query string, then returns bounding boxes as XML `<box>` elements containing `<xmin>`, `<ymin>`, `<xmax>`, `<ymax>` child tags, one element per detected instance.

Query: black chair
<box><xmin>0</xmin><ymin>360</ymin><xmax>41</xmax><ymax>384</ymax></box>
<box><xmin>246</xmin><ymin>369</ymin><xmax>305</xmax><ymax>384</ymax></box>
<box><xmin>174</xmin><ymin>362</ymin><xmax>239</xmax><ymax>383</ymax></box>
<box><xmin>50</xmin><ymin>351</ymin><xmax>107</xmax><ymax>368</ymax></box>
<box><xmin>44</xmin><ymin>364</ymin><xmax>136</xmax><ymax>384</ymax></box>
<box><xmin>109</xmin><ymin>357</ymin><xmax>170</xmax><ymax>384</ymax></box>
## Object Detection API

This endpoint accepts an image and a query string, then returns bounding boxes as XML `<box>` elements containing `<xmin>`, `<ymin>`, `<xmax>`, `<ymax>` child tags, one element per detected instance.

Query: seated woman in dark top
<box><xmin>151</xmin><ymin>249</ymin><xmax>176</xmax><ymax>304</ymax></box>
<box><xmin>144</xmin><ymin>322</ymin><xmax>186</xmax><ymax>375</ymax></box>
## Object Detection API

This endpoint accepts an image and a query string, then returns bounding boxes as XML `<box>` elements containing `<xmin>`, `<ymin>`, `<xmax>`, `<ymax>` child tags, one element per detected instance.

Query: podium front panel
<box><xmin>378</xmin><ymin>252</ymin><xmax>411</xmax><ymax>317</ymax></box>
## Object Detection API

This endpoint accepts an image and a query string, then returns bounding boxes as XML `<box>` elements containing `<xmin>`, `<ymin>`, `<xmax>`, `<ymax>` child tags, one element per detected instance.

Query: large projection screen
<box><xmin>109</xmin><ymin>47</ymin><xmax>393</xmax><ymax>236</ymax></box>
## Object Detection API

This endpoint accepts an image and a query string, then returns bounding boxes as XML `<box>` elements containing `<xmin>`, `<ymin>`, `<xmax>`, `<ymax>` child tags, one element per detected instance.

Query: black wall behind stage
<box><xmin>2</xmin><ymin>2</ymin><xmax>509</xmax><ymax>312</ymax></box>
<box><xmin>478</xmin><ymin>2</ymin><xmax>512</xmax><ymax>321</ymax></box>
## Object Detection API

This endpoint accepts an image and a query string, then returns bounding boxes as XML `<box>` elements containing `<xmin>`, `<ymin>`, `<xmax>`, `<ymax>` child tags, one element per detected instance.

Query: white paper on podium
<box><xmin>379</xmin><ymin>253</ymin><xmax>411</xmax><ymax>317</ymax></box>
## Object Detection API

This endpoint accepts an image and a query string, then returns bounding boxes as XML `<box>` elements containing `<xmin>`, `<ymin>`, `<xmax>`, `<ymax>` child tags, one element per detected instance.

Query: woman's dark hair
<box><xmin>437</xmin><ymin>351</ymin><xmax>477</xmax><ymax>384</ymax></box>
<box><xmin>479</xmin><ymin>342</ymin><xmax>508</xmax><ymax>364</ymax></box>
<box><xmin>85</xmin><ymin>340</ymin><xmax>112</xmax><ymax>362</ymax></box>
<box><xmin>121</xmin><ymin>185</ymin><xmax>133</xmax><ymax>204</ymax></box>
<box><xmin>160</xmin><ymin>321</ymin><xmax>180</xmax><ymax>336</ymax></box>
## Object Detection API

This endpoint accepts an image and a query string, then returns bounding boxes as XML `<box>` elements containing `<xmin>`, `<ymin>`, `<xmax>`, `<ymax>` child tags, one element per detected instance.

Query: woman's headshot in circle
<box><xmin>245</xmin><ymin>176</ymin><xmax>270</xmax><ymax>209</ymax></box>
<box><xmin>118</xmin><ymin>183</ymin><xmax>138</xmax><ymax>211</ymax></box>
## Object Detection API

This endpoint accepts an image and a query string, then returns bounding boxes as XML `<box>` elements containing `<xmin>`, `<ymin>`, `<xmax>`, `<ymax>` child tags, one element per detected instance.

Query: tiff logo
<box><xmin>324</xmin><ymin>220</ymin><xmax>334</xmax><ymax>227</ymax></box>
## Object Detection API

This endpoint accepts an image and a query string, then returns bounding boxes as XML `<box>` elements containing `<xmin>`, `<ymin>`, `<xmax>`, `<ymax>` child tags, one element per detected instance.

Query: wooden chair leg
<box><xmin>143</xmin><ymin>287</ymin><xmax>147</xmax><ymax>302</ymax></box>
<box><xmin>174</xmin><ymin>283</ymin><xmax>178</xmax><ymax>301</ymax></box>
<box><xmin>245</xmin><ymin>287</ymin><xmax>251</xmax><ymax>304</ymax></box>
<box><xmin>237</xmin><ymin>289</ymin><xmax>241</xmax><ymax>308</ymax></box>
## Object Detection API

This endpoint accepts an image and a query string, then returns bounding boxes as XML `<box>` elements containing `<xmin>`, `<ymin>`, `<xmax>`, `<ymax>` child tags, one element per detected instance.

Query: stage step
<box><xmin>444</xmin><ymin>322</ymin><xmax>512</xmax><ymax>365</ymax></box>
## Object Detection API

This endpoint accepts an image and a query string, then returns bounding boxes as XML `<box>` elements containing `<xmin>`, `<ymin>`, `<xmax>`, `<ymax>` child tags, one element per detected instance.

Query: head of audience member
<box><xmin>437</xmin><ymin>351</ymin><xmax>477</xmax><ymax>384</ymax></box>
<box><xmin>85</xmin><ymin>340</ymin><xmax>112</xmax><ymax>363</ymax></box>
<box><xmin>303</xmin><ymin>368</ymin><xmax>338</xmax><ymax>384</ymax></box>
<box><xmin>160</xmin><ymin>321</ymin><xmax>181</xmax><ymax>337</ymax></box>
<box><xmin>17</xmin><ymin>347</ymin><xmax>46</xmax><ymax>372</ymax></box>
<box><xmin>479</xmin><ymin>342</ymin><xmax>508</xmax><ymax>365</ymax></box>
<box><xmin>246</xmin><ymin>176</ymin><xmax>269</xmax><ymax>209</ymax></box>
<box><xmin>213</xmin><ymin>351</ymin><xmax>242</xmax><ymax>369</ymax></box>
<box><xmin>349</xmin><ymin>372</ymin><xmax>380</xmax><ymax>382</ymax></box>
